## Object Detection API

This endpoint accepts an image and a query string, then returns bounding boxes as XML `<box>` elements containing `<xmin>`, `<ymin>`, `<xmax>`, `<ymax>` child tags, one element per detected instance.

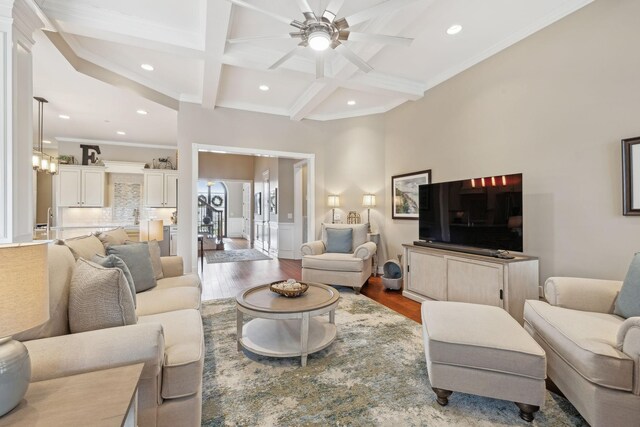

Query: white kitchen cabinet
<box><xmin>57</xmin><ymin>166</ymin><xmax>106</xmax><ymax>207</ymax></box>
<box><xmin>143</xmin><ymin>170</ymin><xmax>178</xmax><ymax>208</ymax></box>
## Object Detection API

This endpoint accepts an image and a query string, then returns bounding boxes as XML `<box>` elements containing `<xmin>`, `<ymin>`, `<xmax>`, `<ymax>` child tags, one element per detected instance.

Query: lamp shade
<box><xmin>327</xmin><ymin>195</ymin><xmax>340</xmax><ymax>208</ymax></box>
<box><xmin>0</xmin><ymin>242</ymin><xmax>49</xmax><ymax>338</ymax></box>
<box><xmin>140</xmin><ymin>219</ymin><xmax>164</xmax><ymax>242</ymax></box>
<box><xmin>362</xmin><ymin>194</ymin><xmax>376</xmax><ymax>208</ymax></box>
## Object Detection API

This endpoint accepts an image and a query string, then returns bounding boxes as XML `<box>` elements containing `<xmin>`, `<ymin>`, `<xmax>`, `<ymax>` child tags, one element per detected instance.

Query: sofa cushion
<box><xmin>93</xmin><ymin>254</ymin><xmax>136</xmax><ymax>307</ymax></box>
<box><xmin>136</xmin><ymin>287</ymin><xmax>201</xmax><ymax>316</ymax></box>
<box><xmin>524</xmin><ymin>300</ymin><xmax>633</xmax><ymax>391</ymax></box>
<box><xmin>96</xmin><ymin>227</ymin><xmax>129</xmax><ymax>247</ymax></box>
<box><xmin>68</xmin><ymin>258</ymin><xmax>137</xmax><ymax>334</ymax></box>
<box><xmin>302</xmin><ymin>253</ymin><xmax>364</xmax><ymax>272</ymax></box>
<box><xmin>422</xmin><ymin>301</ymin><xmax>546</xmax><ymax>380</ymax></box>
<box><xmin>156</xmin><ymin>273</ymin><xmax>202</xmax><ymax>290</ymax></box>
<box><xmin>325</xmin><ymin>228</ymin><xmax>353</xmax><ymax>253</ymax></box>
<box><xmin>322</xmin><ymin>223</ymin><xmax>367</xmax><ymax>249</ymax></box>
<box><xmin>61</xmin><ymin>234</ymin><xmax>106</xmax><ymax>260</ymax></box>
<box><xmin>614</xmin><ymin>253</ymin><xmax>640</xmax><ymax>318</ymax></box>
<box><xmin>107</xmin><ymin>244</ymin><xmax>157</xmax><ymax>292</ymax></box>
<box><xmin>138</xmin><ymin>309</ymin><xmax>204</xmax><ymax>399</ymax></box>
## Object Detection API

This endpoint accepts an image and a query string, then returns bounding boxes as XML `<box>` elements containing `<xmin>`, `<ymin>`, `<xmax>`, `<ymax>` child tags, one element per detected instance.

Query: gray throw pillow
<box><xmin>326</xmin><ymin>228</ymin><xmax>353</xmax><ymax>253</ymax></box>
<box><xmin>107</xmin><ymin>244</ymin><xmax>157</xmax><ymax>292</ymax></box>
<box><xmin>614</xmin><ymin>253</ymin><xmax>640</xmax><ymax>318</ymax></box>
<box><xmin>126</xmin><ymin>240</ymin><xmax>163</xmax><ymax>280</ymax></box>
<box><xmin>69</xmin><ymin>259</ymin><xmax>136</xmax><ymax>334</ymax></box>
<box><xmin>92</xmin><ymin>254</ymin><xmax>137</xmax><ymax>307</ymax></box>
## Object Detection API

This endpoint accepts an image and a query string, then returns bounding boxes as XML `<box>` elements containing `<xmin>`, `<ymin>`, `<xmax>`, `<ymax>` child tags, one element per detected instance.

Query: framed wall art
<box><xmin>391</xmin><ymin>169</ymin><xmax>431</xmax><ymax>219</ymax></box>
<box><xmin>622</xmin><ymin>136</ymin><xmax>640</xmax><ymax>215</ymax></box>
<box><xmin>270</xmin><ymin>188</ymin><xmax>277</xmax><ymax>214</ymax></box>
<box><xmin>255</xmin><ymin>192</ymin><xmax>262</xmax><ymax>215</ymax></box>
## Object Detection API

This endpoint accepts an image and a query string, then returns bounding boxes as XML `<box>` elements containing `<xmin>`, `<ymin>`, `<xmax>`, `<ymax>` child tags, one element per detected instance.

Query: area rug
<box><xmin>200</xmin><ymin>292</ymin><xmax>586</xmax><ymax>426</ymax></box>
<box><xmin>205</xmin><ymin>249</ymin><xmax>272</xmax><ymax>264</ymax></box>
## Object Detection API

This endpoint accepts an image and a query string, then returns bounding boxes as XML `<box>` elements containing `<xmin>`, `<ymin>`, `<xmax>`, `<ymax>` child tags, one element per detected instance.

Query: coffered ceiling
<box><xmin>32</xmin><ymin>0</ymin><xmax>592</xmax><ymax>144</ymax></box>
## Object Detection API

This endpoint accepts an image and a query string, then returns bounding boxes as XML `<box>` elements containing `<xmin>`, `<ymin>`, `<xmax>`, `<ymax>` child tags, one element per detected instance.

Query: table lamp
<box><xmin>327</xmin><ymin>195</ymin><xmax>340</xmax><ymax>224</ymax></box>
<box><xmin>140</xmin><ymin>219</ymin><xmax>164</xmax><ymax>242</ymax></box>
<box><xmin>0</xmin><ymin>242</ymin><xmax>49</xmax><ymax>416</ymax></box>
<box><xmin>362</xmin><ymin>193</ymin><xmax>376</xmax><ymax>232</ymax></box>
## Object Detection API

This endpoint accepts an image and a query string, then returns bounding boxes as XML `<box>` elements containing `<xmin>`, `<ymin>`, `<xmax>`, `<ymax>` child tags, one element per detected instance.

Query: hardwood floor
<box><xmin>198</xmin><ymin>238</ymin><xmax>422</xmax><ymax>323</ymax></box>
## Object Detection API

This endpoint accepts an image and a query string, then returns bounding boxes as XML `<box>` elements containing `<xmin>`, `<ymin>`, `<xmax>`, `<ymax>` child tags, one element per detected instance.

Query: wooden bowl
<box><xmin>269</xmin><ymin>280</ymin><xmax>309</xmax><ymax>298</ymax></box>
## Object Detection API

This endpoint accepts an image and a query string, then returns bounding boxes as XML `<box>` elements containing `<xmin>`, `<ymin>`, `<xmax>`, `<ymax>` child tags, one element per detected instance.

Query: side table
<box><xmin>368</xmin><ymin>232</ymin><xmax>381</xmax><ymax>276</ymax></box>
<box><xmin>0</xmin><ymin>363</ymin><xmax>143</xmax><ymax>427</ymax></box>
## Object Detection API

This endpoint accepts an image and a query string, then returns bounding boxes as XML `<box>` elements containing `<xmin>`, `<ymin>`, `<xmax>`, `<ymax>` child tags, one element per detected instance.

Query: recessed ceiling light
<box><xmin>58</xmin><ymin>114</ymin><xmax>70</xmax><ymax>120</ymax></box>
<box><xmin>140</xmin><ymin>63</ymin><xmax>154</xmax><ymax>71</ymax></box>
<box><xmin>446</xmin><ymin>24</ymin><xmax>462</xmax><ymax>35</ymax></box>
<box><xmin>43</xmin><ymin>140</ymin><xmax>51</xmax><ymax>144</ymax></box>
<box><xmin>259</xmin><ymin>85</ymin><xmax>270</xmax><ymax>91</ymax></box>
<box><xmin>347</xmin><ymin>100</ymin><xmax>356</xmax><ymax>106</ymax></box>
<box><xmin>116</xmin><ymin>131</ymin><xmax>126</xmax><ymax>135</ymax></box>
<box><xmin>136</xmin><ymin>109</ymin><xmax>148</xmax><ymax>115</ymax></box>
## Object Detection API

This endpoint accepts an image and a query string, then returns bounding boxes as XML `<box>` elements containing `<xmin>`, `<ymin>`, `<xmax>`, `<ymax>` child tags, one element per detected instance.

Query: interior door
<box><xmin>242</xmin><ymin>183</ymin><xmax>252</xmax><ymax>241</ymax></box>
<box><xmin>262</xmin><ymin>170</ymin><xmax>270</xmax><ymax>252</ymax></box>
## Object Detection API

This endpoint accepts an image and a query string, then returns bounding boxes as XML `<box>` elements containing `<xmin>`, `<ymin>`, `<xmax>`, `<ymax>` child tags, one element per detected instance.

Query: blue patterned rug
<box><xmin>200</xmin><ymin>291</ymin><xmax>586</xmax><ymax>426</ymax></box>
<box><xmin>205</xmin><ymin>249</ymin><xmax>271</xmax><ymax>264</ymax></box>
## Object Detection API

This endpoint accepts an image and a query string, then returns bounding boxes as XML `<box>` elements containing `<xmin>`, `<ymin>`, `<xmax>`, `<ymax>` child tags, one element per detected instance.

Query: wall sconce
<box><xmin>362</xmin><ymin>193</ymin><xmax>376</xmax><ymax>232</ymax></box>
<box><xmin>327</xmin><ymin>195</ymin><xmax>340</xmax><ymax>224</ymax></box>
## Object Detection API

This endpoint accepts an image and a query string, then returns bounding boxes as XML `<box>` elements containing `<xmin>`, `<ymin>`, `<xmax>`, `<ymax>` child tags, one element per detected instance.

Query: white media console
<box><xmin>402</xmin><ymin>243</ymin><xmax>539</xmax><ymax>324</ymax></box>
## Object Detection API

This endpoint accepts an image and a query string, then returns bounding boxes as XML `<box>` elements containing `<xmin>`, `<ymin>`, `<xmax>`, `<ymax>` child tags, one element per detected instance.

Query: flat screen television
<box><xmin>418</xmin><ymin>173</ymin><xmax>523</xmax><ymax>253</ymax></box>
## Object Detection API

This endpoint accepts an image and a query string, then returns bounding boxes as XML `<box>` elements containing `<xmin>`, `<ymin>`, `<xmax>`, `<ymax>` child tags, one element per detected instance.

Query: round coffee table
<box><xmin>236</xmin><ymin>282</ymin><xmax>339</xmax><ymax>367</ymax></box>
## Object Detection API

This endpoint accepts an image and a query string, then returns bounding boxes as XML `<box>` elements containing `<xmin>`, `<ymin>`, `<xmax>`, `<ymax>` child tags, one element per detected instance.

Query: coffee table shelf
<box><xmin>236</xmin><ymin>282</ymin><xmax>340</xmax><ymax>367</ymax></box>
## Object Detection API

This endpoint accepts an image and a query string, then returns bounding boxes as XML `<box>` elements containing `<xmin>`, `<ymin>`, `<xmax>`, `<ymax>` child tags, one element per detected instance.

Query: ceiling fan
<box><xmin>226</xmin><ymin>0</ymin><xmax>418</xmax><ymax>79</ymax></box>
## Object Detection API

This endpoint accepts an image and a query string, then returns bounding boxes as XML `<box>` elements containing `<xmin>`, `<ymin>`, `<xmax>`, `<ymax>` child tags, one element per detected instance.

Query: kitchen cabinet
<box><xmin>143</xmin><ymin>170</ymin><xmax>178</xmax><ymax>208</ymax></box>
<box><xmin>57</xmin><ymin>166</ymin><xmax>106</xmax><ymax>207</ymax></box>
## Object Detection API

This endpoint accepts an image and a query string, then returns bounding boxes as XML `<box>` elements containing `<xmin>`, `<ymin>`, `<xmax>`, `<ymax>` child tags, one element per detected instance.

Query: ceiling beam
<box><xmin>201</xmin><ymin>1</ymin><xmax>233</xmax><ymax>109</ymax></box>
<box><xmin>45</xmin><ymin>31</ymin><xmax>179</xmax><ymax>110</ymax></box>
<box><xmin>288</xmin><ymin>81</ymin><xmax>339</xmax><ymax>121</ymax></box>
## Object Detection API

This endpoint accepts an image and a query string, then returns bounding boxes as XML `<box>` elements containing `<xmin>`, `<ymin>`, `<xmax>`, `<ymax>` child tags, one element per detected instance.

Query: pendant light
<box><xmin>33</xmin><ymin>97</ymin><xmax>57</xmax><ymax>175</ymax></box>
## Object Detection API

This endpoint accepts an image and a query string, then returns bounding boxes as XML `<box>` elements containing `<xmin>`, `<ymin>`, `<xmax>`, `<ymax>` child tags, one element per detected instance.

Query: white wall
<box><xmin>57</xmin><ymin>141</ymin><xmax>175</xmax><ymax>166</ymax></box>
<box><xmin>384</xmin><ymin>0</ymin><xmax>640</xmax><ymax>281</ymax></box>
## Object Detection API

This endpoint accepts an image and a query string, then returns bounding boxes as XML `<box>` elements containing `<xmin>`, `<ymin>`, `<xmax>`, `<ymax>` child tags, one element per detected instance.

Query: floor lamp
<box><xmin>327</xmin><ymin>195</ymin><xmax>340</xmax><ymax>224</ymax></box>
<box><xmin>362</xmin><ymin>194</ymin><xmax>376</xmax><ymax>232</ymax></box>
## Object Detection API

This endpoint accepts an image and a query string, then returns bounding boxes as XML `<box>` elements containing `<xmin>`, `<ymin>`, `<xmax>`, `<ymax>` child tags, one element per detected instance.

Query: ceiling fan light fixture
<box><xmin>308</xmin><ymin>30</ymin><xmax>331</xmax><ymax>51</ymax></box>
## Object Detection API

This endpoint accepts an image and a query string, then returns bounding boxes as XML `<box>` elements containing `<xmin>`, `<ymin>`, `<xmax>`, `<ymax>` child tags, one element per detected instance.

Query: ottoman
<box><xmin>422</xmin><ymin>301</ymin><xmax>547</xmax><ymax>422</ymax></box>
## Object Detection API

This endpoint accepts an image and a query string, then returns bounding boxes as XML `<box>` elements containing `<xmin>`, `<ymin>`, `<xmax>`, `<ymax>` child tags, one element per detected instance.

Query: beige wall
<box><xmin>198</xmin><ymin>152</ymin><xmax>255</xmax><ymax>181</ymax></box>
<box><xmin>384</xmin><ymin>0</ymin><xmax>640</xmax><ymax>281</ymax></box>
<box><xmin>278</xmin><ymin>158</ymin><xmax>296</xmax><ymax>223</ymax></box>
<box><xmin>253</xmin><ymin>156</ymin><xmax>278</xmax><ymax>224</ymax></box>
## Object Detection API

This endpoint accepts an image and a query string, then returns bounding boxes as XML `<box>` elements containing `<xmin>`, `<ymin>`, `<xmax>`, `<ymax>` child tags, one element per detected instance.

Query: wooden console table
<box><xmin>0</xmin><ymin>363</ymin><xmax>143</xmax><ymax>427</ymax></box>
<box><xmin>402</xmin><ymin>244</ymin><xmax>539</xmax><ymax>324</ymax></box>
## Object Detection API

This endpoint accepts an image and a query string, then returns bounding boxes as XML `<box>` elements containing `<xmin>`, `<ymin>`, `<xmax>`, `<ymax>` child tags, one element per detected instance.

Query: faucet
<box><xmin>133</xmin><ymin>208</ymin><xmax>140</xmax><ymax>225</ymax></box>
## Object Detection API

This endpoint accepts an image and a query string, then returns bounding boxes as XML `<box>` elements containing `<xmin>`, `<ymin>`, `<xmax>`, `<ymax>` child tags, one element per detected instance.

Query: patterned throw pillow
<box><xmin>92</xmin><ymin>254</ymin><xmax>137</xmax><ymax>307</ymax></box>
<box><xmin>68</xmin><ymin>259</ymin><xmax>136</xmax><ymax>333</ymax></box>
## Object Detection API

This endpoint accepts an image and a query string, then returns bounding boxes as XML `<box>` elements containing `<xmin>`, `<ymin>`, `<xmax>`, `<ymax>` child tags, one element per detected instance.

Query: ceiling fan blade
<box><xmin>227</xmin><ymin>34</ymin><xmax>299</xmax><ymax>44</ymax></box>
<box><xmin>316</xmin><ymin>53</ymin><xmax>325</xmax><ymax>79</ymax></box>
<box><xmin>227</xmin><ymin>0</ymin><xmax>295</xmax><ymax>26</ymax></box>
<box><xmin>334</xmin><ymin>43</ymin><xmax>373</xmax><ymax>73</ymax></box>
<box><xmin>269</xmin><ymin>47</ymin><xmax>299</xmax><ymax>70</ymax></box>
<box><xmin>322</xmin><ymin>0</ymin><xmax>345</xmax><ymax>23</ymax></box>
<box><xmin>339</xmin><ymin>31</ymin><xmax>413</xmax><ymax>47</ymax></box>
<box><xmin>336</xmin><ymin>0</ymin><xmax>419</xmax><ymax>29</ymax></box>
<box><xmin>295</xmin><ymin>0</ymin><xmax>316</xmax><ymax>20</ymax></box>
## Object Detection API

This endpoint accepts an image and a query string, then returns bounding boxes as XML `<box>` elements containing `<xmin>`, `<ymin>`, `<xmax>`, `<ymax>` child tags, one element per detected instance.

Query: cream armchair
<box><xmin>524</xmin><ymin>277</ymin><xmax>640</xmax><ymax>427</ymax></box>
<box><xmin>301</xmin><ymin>223</ymin><xmax>376</xmax><ymax>294</ymax></box>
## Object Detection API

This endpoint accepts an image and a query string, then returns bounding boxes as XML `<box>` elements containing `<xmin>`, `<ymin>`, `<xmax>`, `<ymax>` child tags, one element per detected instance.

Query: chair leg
<box><xmin>354</xmin><ymin>287</ymin><xmax>361</xmax><ymax>295</ymax></box>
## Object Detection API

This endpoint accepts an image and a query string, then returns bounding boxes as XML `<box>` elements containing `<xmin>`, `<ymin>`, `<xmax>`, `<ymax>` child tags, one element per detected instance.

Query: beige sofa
<box><xmin>524</xmin><ymin>277</ymin><xmax>640</xmax><ymax>427</ymax></box>
<box><xmin>301</xmin><ymin>223</ymin><xmax>377</xmax><ymax>294</ymax></box>
<box><xmin>16</xmin><ymin>237</ymin><xmax>204</xmax><ymax>427</ymax></box>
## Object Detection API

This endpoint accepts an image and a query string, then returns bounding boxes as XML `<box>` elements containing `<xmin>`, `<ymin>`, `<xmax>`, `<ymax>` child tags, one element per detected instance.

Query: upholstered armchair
<box><xmin>524</xmin><ymin>277</ymin><xmax>640</xmax><ymax>426</ymax></box>
<box><xmin>301</xmin><ymin>223</ymin><xmax>376</xmax><ymax>294</ymax></box>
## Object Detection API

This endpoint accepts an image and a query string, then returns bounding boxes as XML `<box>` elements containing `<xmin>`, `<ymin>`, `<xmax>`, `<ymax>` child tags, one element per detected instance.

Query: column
<box><xmin>0</xmin><ymin>0</ymin><xmax>44</xmax><ymax>243</ymax></box>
